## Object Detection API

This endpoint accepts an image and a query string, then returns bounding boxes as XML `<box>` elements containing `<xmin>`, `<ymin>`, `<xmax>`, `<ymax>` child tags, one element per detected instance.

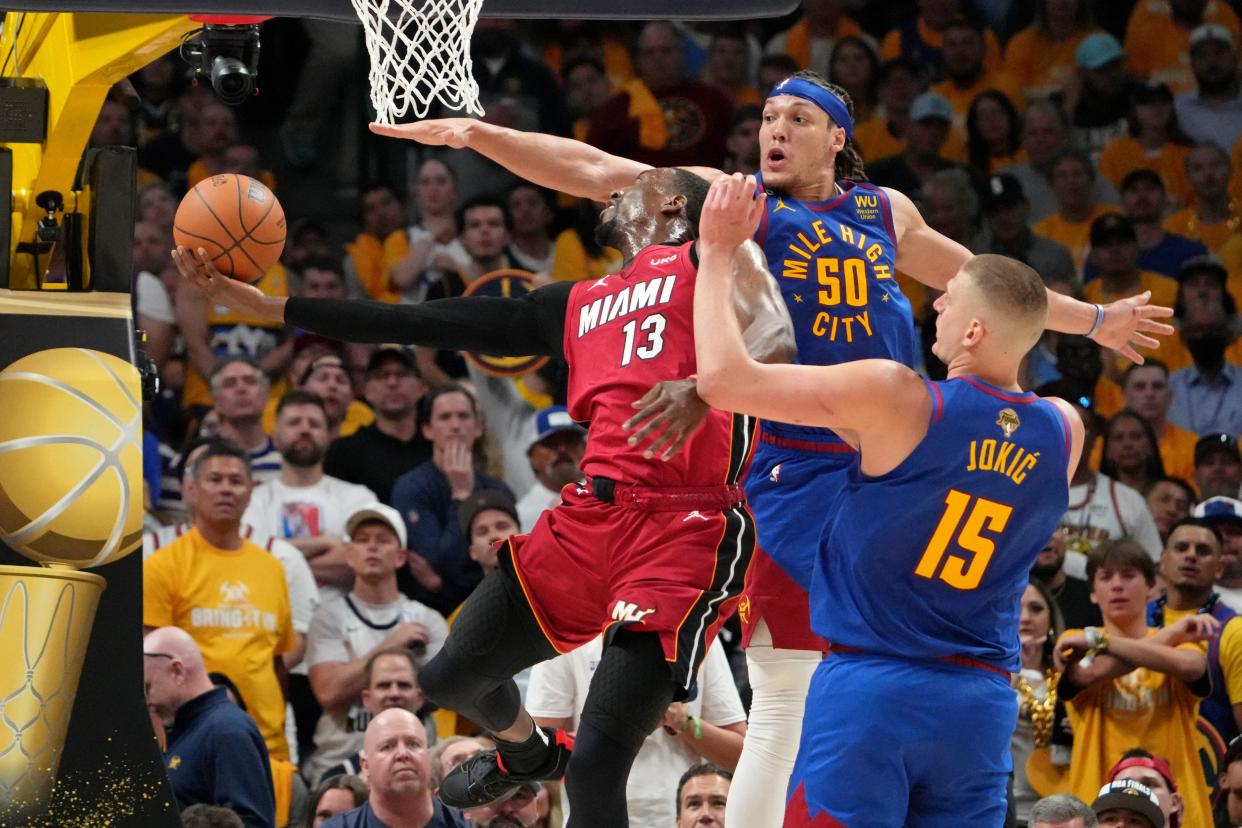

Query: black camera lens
<box><xmin>210</xmin><ymin>55</ymin><xmax>253</xmax><ymax>105</ymax></box>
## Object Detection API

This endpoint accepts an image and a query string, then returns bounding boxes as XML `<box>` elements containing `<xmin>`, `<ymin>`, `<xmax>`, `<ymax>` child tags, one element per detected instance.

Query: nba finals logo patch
<box><xmin>996</xmin><ymin>408</ymin><xmax>1021</xmax><ymax>439</ymax></box>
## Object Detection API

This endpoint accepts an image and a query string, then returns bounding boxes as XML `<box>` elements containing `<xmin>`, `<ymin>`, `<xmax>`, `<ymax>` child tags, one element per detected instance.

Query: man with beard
<box><xmin>321</xmin><ymin>709</ymin><xmax>466</xmax><ymax>828</ymax></box>
<box><xmin>1168</xmin><ymin>302</ymin><xmax>1242</xmax><ymax>436</ymax></box>
<box><xmin>144</xmin><ymin>442</ymin><xmax>296</xmax><ymax>763</ymax></box>
<box><xmin>1148</xmin><ymin>518</ymin><xmax>1241</xmax><ymax>746</ymax></box>
<box><xmin>1164</xmin><ymin>143</ymin><xmax>1239</xmax><ymax>253</ymax></box>
<box><xmin>516</xmin><ymin>406</ymin><xmax>587</xmax><ymax>531</ymax></box>
<box><xmin>1175</xmin><ymin>24</ymin><xmax>1242</xmax><ymax>151</ymax></box>
<box><xmin>244</xmin><ymin>390</ymin><xmax>378</xmax><ymax>592</ymax></box>
<box><xmin>462</xmin><ymin>782</ymin><xmax>542</xmax><ymax>828</ymax></box>
<box><xmin>174</xmin><ymin>166</ymin><xmax>795</xmax><ymax>828</ymax></box>
<box><xmin>325</xmin><ymin>346</ymin><xmax>430</xmax><ymax>505</ymax></box>
<box><xmin>1032</xmin><ymin>528</ymin><xmax>1102</xmax><ymax>630</ymax></box>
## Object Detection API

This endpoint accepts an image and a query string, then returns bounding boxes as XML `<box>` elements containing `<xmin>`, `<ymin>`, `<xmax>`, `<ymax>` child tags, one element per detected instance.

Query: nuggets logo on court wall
<box><xmin>461</xmin><ymin>270</ymin><xmax>549</xmax><ymax>377</ymax></box>
<box><xmin>996</xmin><ymin>408</ymin><xmax>1021</xmax><ymax>439</ymax></box>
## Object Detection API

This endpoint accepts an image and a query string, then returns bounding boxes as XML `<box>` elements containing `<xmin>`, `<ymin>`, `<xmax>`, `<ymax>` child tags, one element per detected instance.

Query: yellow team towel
<box><xmin>622</xmin><ymin>78</ymin><xmax>668</xmax><ymax>151</ymax></box>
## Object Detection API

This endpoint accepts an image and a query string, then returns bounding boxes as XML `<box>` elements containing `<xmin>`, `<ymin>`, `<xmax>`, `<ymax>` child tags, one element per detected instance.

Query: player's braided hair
<box><xmin>789</xmin><ymin>70</ymin><xmax>868</xmax><ymax>182</ymax></box>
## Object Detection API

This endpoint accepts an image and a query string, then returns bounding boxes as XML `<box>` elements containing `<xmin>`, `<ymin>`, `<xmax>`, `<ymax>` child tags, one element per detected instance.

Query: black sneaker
<box><xmin>438</xmin><ymin>728</ymin><xmax>574</xmax><ymax>809</ymax></box>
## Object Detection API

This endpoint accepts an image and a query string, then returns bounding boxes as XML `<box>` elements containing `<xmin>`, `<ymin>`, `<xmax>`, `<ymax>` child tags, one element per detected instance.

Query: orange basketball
<box><xmin>173</xmin><ymin>174</ymin><xmax>286</xmax><ymax>284</ymax></box>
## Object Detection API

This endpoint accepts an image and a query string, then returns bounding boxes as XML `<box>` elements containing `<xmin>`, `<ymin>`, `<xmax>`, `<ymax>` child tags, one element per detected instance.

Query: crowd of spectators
<box><xmin>123</xmin><ymin>0</ymin><xmax>1242</xmax><ymax>825</ymax></box>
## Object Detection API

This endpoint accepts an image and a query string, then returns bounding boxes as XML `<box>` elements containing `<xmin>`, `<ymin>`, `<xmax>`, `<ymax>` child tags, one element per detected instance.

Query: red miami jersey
<box><xmin>563</xmin><ymin>240</ymin><xmax>757</xmax><ymax>488</ymax></box>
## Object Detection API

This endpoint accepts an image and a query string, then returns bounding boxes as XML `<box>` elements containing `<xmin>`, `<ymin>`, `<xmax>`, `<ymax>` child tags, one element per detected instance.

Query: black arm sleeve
<box><xmin>283</xmin><ymin>281</ymin><xmax>573</xmax><ymax>359</ymax></box>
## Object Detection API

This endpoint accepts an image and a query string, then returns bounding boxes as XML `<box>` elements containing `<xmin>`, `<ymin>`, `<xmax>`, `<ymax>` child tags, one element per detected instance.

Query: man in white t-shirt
<box><xmin>526</xmin><ymin>637</ymin><xmax>746</xmax><ymax>827</ymax></box>
<box><xmin>1060</xmin><ymin>403</ymin><xmax>1163</xmax><ymax>578</ymax></box>
<box><xmin>243</xmin><ymin>390</ymin><xmax>378</xmax><ymax>591</ymax></box>
<box><xmin>515</xmin><ymin>406</ymin><xmax>585</xmax><ymax>532</ymax></box>
<box><xmin>305</xmin><ymin>502</ymin><xmax>448</xmax><ymax>784</ymax></box>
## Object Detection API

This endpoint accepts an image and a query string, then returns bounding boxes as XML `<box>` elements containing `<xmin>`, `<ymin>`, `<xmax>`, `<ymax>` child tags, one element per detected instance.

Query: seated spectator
<box><xmin>1003</xmin><ymin>99</ymin><xmax>1120</xmax><ymax>224</ymax></box>
<box><xmin>430</xmin><ymin>737</ymin><xmax>494</xmax><ymax>790</ymax></box>
<box><xmin>244</xmin><ymin>390</ymin><xmax>379</xmax><ymax>590</ymax></box>
<box><xmin>1083</xmin><ymin>170</ymin><xmax>1207</xmax><ymax>283</ymax></box>
<box><xmin>674</xmin><ymin>764</ymin><xmax>731</xmax><ymax>828</ymax></box>
<box><xmin>1091</xmin><ymin>780</ymin><xmax>1165</xmax><ymax>828</ymax></box>
<box><xmin>964</xmin><ymin>89</ymin><xmax>1025</xmax><ymax>176</ymax></box>
<box><xmin>1150</xmin><ymin>518</ymin><xmax>1241</xmax><ymax>745</ymax></box>
<box><xmin>538</xmin><ymin>19</ymin><xmax>633</xmax><ymax>87</ymax></box>
<box><xmin>919</xmin><ymin>167</ymin><xmax>983</xmax><ymax>249</ymax></box>
<box><xmin>1004</xmin><ymin>0</ymin><xmax>1101</xmax><ymax>102</ymax></box>
<box><xmin>1058</xmin><ymin>540</ymin><xmax>1212</xmax><ymax>826</ymax></box>
<box><xmin>318</xmin><ymin>709</ymin><xmax>466</xmax><ymax>828</ymax></box>
<box><xmin>1062</xmin><ymin>403</ymin><xmax>1164</xmax><ymax>566</ymax></box>
<box><xmin>346</xmin><ymin>184</ymin><xmax>414</xmax><ymax>305</ymax></box>
<box><xmin>324</xmin><ymin>346</ymin><xmax>430</xmax><ymax>505</ymax></box>
<box><xmin>703</xmin><ymin>26</ymin><xmax>761</xmax><ymax>108</ymax></box>
<box><xmin>302</xmin><ymin>353</ymin><xmax>373</xmax><ymax>439</ymax></box>
<box><xmin>181</xmin><ymin>804</ymin><xmax>244</xmax><ymax>828</ymax></box>
<box><xmin>1163</xmin><ymin>143</ymin><xmax>1240</xmax><ymax>253</ymax></box>
<box><xmin>1107</xmin><ymin>750</ymin><xmax>1184</xmax><ymax>828</ymax></box>
<box><xmin>1098</xmin><ymin>84</ymin><xmax>1194</xmax><ymax>209</ymax></box>
<box><xmin>284</xmin><ymin>218</ymin><xmax>333</xmax><ymax>276</ymax></box>
<box><xmin>758</xmin><ymin>54</ymin><xmax>800</xmax><ymax>99</ymax></box>
<box><xmin>527</xmin><ymin>636</ymin><xmax>745</xmax><ymax>825</ymax></box>
<box><xmin>462</xmin><ymin>781</ymin><xmax>542</xmax><ymax>828</ymax></box>
<box><xmin>305</xmin><ymin>503</ymin><xmax>448</xmax><ymax>784</ymax></box>
<box><xmin>461</xmin><ymin>490</ymin><xmax>521</xmax><ymax>575</ymax></box>
<box><xmin>506</xmin><ymin>184</ymin><xmax>556</xmax><ymax>275</ymax></box>
<box><xmin>313</xmin><ymin>648</ymin><xmax>442</xmax><ymax>785</ymax></box>
<box><xmin>1144</xmin><ymin>477</ymin><xmax>1196</xmax><ymax>541</ymax></box>
<box><xmin>866</xmin><ymin>92</ymin><xmax>959</xmax><ymax>194</ymax></box>
<box><xmin>1169</xmin><ymin>256</ymin><xmax>1242</xmax><ymax>364</ymax></box>
<box><xmin>299</xmin><ymin>258</ymin><xmax>351</xmax><ymax>302</ymax></box>
<box><xmin>516</xmin><ymin>406</ymin><xmax>586</xmax><ymax>531</ymax></box>
<box><xmin>144</xmin><ymin>626</ymin><xmax>276</xmax><ymax>828</ymax></box>
<box><xmin>1195</xmin><ymin>433</ymin><xmax>1242</xmax><ymax>499</ymax></box>
<box><xmin>930</xmin><ymin>18</ymin><xmax>1021</xmax><ymax>131</ymax></box>
<box><xmin>723</xmin><ymin>104</ymin><xmax>762</xmax><ymax>175</ymax></box>
<box><xmin>388</xmin><ymin>160</ymin><xmax>472</xmax><ymax>305</ymax></box>
<box><xmin>1168</xmin><ymin>301</ymin><xmax>1242</xmax><ymax>436</ymax></box>
<box><xmin>1124</xmin><ymin>0</ymin><xmax>1242</xmax><ymax>94</ymax></box>
<box><xmin>979</xmin><ymin>173</ymin><xmax>1077</xmax><ymax>287</ymax></box>
<box><xmin>1194</xmin><ymin>496</ymin><xmax>1242</xmax><ymax>610</ymax></box>
<box><xmin>1119</xmin><ymin>363</ymin><xmax>1198</xmax><ymax>482</ymax></box>
<box><xmin>764</xmin><ymin>0</ymin><xmax>864</xmax><ymax>72</ymax></box>
<box><xmin>1175</xmin><ymin>24</ymin><xmax>1242</xmax><ymax>151</ymax></box>
<box><xmin>1218</xmin><ymin>734</ymin><xmax>1242</xmax><ymax>826</ymax></box>
<box><xmin>306</xmin><ymin>775</ymin><xmax>369</xmax><ymax>828</ymax></box>
<box><xmin>1033</xmin><ymin>149</ymin><xmax>1120</xmax><ymax>276</ymax></box>
<box><xmin>1029</xmin><ymin>794</ymin><xmax>1098</xmax><ymax>828</ymax></box>
<box><xmin>391</xmin><ymin>385</ymin><xmax>514</xmax><ymax>614</ymax></box>
<box><xmin>1062</xmin><ymin>33</ymin><xmax>1138</xmax><ymax>161</ymax></box>
<box><xmin>1100</xmin><ymin>409</ymin><xmax>1168</xmax><ymax>495</ymax></box>
<box><xmin>826</xmin><ymin>36</ymin><xmax>880</xmax><ymax>123</ymax></box>
<box><xmin>878</xmin><ymin>0</ymin><xmax>1003</xmax><ymax>81</ymax></box>
<box><xmin>851</xmin><ymin>58</ymin><xmax>925</xmax><ymax>163</ymax></box>
<box><xmin>563</xmin><ymin>57</ymin><xmax>612</xmax><ymax>142</ymax></box>
<box><xmin>209</xmin><ymin>359</ymin><xmax>282</xmax><ymax>484</ymax></box>
<box><xmin>1032</xmin><ymin>528</ymin><xmax>1102</xmax><ymax>629</ymax></box>
<box><xmin>1012</xmin><ymin>578</ymin><xmax>1069</xmax><ymax>824</ymax></box>
<box><xmin>144</xmin><ymin>442</ymin><xmax>297</xmax><ymax>762</ymax></box>
<box><xmin>587</xmin><ymin>21</ymin><xmax>733</xmax><ymax>168</ymax></box>
<box><xmin>185</xmin><ymin>102</ymin><xmax>236</xmax><ymax>186</ymax></box>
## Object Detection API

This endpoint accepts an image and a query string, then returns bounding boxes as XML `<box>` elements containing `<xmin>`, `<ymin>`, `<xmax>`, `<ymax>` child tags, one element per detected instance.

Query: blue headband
<box><xmin>767</xmin><ymin>77</ymin><xmax>854</xmax><ymax>141</ymax></box>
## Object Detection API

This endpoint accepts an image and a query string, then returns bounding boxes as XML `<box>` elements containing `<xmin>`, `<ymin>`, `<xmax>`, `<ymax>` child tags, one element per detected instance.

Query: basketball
<box><xmin>173</xmin><ymin>173</ymin><xmax>286</xmax><ymax>284</ymax></box>
<box><xmin>0</xmin><ymin>348</ymin><xmax>143</xmax><ymax>569</ymax></box>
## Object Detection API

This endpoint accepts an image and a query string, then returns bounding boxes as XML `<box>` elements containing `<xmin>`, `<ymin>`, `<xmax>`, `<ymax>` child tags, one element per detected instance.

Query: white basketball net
<box><xmin>351</xmin><ymin>0</ymin><xmax>486</xmax><ymax>123</ymax></box>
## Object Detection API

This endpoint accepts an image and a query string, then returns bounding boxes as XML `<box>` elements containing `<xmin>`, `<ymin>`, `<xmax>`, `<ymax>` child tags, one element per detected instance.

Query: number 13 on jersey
<box><xmin>915</xmin><ymin>490</ymin><xmax>1013</xmax><ymax>591</ymax></box>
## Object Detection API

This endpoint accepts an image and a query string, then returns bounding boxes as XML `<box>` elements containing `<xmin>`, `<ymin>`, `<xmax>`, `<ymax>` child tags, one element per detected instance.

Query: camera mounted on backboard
<box><xmin>180</xmin><ymin>24</ymin><xmax>261</xmax><ymax>106</ymax></box>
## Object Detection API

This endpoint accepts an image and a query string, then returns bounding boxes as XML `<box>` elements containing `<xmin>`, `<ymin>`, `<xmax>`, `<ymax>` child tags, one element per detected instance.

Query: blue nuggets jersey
<box><xmin>755</xmin><ymin>176</ymin><xmax>917</xmax><ymax>448</ymax></box>
<box><xmin>815</xmin><ymin>377</ymin><xmax>1072</xmax><ymax>672</ymax></box>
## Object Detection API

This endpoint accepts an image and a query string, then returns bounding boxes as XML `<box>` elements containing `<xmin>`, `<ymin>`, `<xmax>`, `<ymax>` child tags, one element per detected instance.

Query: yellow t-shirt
<box><xmin>551</xmin><ymin>230</ymin><xmax>623</xmax><ymax>282</ymax></box>
<box><xmin>1065</xmin><ymin>627</ymin><xmax>1211</xmax><ymax>828</ymax></box>
<box><xmin>1125</xmin><ymin>0</ymin><xmax>1242</xmax><ymax>93</ymax></box>
<box><xmin>1163</xmin><ymin>208</ymin><xmax>1242</xmax><ymax>253</ymax></box>
<box><xmin>143</xmin><ymin>527</ymin><xmax>296</xmax><ymax>761</ymax></box>
<box><xmin>1212</xmin><ymin>233</ymin><xmax>1242</xmax><ymax>310</ymax></box>
<box><xmin>1085</xmin><ymin>420</ymin><xmax>1197</xmax><ymax>481</ymax></box>
<box><xmin>1004</xmin><ymin>25</ymin><xmax>1102</xmax><ymax>101</ymax></box>
<box><xmin>346</xmin><ymin>229</ymin><xmax>408</xmax><ymax>304</ymax></box>
<box><xmin>1098</xmin><ymin>137</ymin><xmax>1192</xmax><ymax>208</ymax></box>
<box><xmin>852</xmin><ymin>119</ymin><xmax>969</xmax><ymax>165</ymax></box>
<box><xmin>1034</xmin><ymin>205</ymin><xmax>1120</xmax><ymax>276</ymax></box>
<box><xmin>879</xmin><ymin>17</ymin><xmax>1003</xmax><ymax>74</ymax></box>
<box><xmin>182</xmin><ymin>263</ymin><xmax>290</xmax><ymax>411</ymax></box>
<box><xmin>930</xmin><ymin>72</ymin><xmax>1024</xmax><ymax>131</ymax></box>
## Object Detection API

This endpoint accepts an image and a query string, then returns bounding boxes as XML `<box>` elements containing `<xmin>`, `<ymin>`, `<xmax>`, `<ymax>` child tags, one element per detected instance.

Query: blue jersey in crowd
<box><xmin>815</xmin><ymin>376</ymin><xmax>1072</xmax><ymax>671</ymax></box>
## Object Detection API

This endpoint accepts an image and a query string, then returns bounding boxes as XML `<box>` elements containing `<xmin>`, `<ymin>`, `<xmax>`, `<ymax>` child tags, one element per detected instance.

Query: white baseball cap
<box><xmin>345</xmin><ymin>502</ymin><xmax>407</xmax><ymax>548</ymax></box>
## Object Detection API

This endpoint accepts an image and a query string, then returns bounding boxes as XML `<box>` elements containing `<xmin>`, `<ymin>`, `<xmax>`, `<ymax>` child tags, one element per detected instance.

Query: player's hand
<box><xmin>699</xmin><ymin>173</ymin><xmax>765</xmax><ymax>253</ymax></box>
<box><xmin>624</xmin><ymin>379</ymin><xmax>710</xmax><ymax>461</ymax></box>
<box><xmin>660</xmin><ymin>702</ymin><xmax>688</xmax><ymax>735</ymax></box>
<box><xmin>172</xmin><ymin>246</ymin><xmax>267</xmax><ymax>316</ymax></box>
<box><xmin>406</xmin><ymin>552</ymin><xmax>443</xmax><ymax>592</ymax></box>
<box><xmin>1164</xmin><ymin>613</ymin><xmax>1222</xmax><ymax>646</ymax></box>
<box><xmin>369</xmin><ymin>118</ymin><xmax>476</xmax><ymax>148</ymax></box>
<box><xmin>1093</xmin><ymin>291</ymin><xmax>1175</xmax><ymax>364</ymax></box>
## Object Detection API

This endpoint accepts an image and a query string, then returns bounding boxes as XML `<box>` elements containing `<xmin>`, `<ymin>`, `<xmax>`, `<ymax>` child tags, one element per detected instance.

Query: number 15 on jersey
<box><xmin>915</xmin><ymin>490</ymin><xmax>1013</xmax><ymax>591</ymax></box>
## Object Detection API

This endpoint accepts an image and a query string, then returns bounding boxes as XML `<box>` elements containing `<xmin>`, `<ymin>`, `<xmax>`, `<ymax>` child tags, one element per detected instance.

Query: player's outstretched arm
<box><xmin>693</xmin><ymin>175</ymin><xmax>927</xmax><ymax>436</ymax></box>
<box><xmin>172</xmin><ymin>246</ymin><xmax>570</xmax><ymax>358</ymax></box>
<box><xmin>886</xmin><ymin>188</ymin><xmax>1174</xmax><ymax>364</ymax></box>
<box><xmin>369</xmin><ymin>119</ymin><xmax>654</xmax><ymax>203</ymax></box>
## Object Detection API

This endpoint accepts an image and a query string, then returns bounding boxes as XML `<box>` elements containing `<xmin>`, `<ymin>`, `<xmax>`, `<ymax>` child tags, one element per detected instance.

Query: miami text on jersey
<box><xmin>577</xmin><ymin>275</ymin><xmax>678</xmax><ymax>337</ymax></box>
